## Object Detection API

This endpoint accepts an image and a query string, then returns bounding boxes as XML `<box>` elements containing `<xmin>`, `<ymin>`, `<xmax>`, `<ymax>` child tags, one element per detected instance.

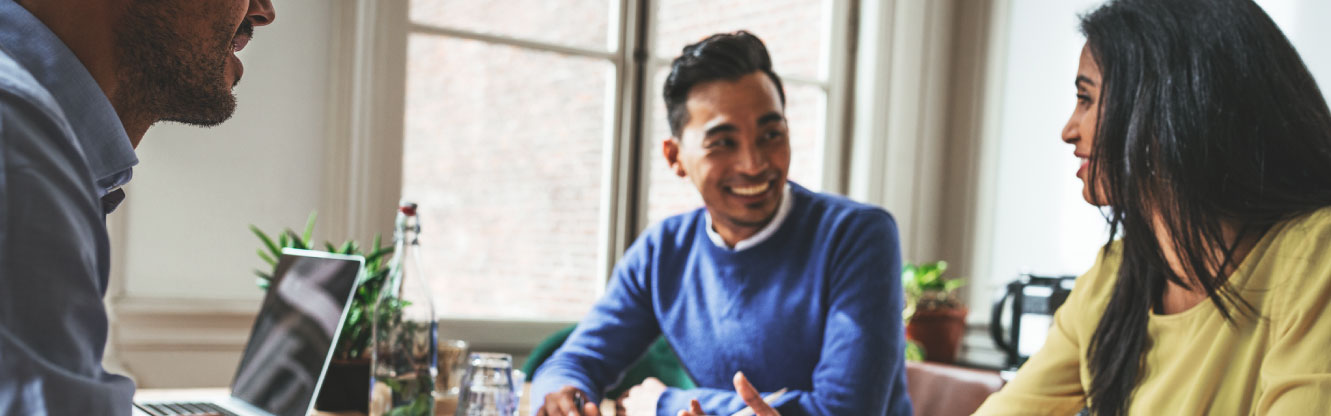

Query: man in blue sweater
<box><xmin>532</xmin><ymin>31</ymin><xmax>912</xmax><ymax>416</ymax></box>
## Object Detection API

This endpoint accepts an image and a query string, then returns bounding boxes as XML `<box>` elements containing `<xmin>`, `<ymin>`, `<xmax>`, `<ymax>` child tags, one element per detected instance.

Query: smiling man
<box><xmin>532</xmin><ymin>32</ymin><xmax>912</xmax><ymax>416</ymax></box>
<box><xmin>0</xmin><ymin>0</ymin><xmax>274</xmax><ymax>414</ymax></box>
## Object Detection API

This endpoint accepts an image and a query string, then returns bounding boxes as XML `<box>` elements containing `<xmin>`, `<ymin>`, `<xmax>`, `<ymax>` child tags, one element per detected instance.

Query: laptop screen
<box><xmin>229</xmin><ymin>249</ymin><xmax>363</xmax><ymax>416</ymax></box>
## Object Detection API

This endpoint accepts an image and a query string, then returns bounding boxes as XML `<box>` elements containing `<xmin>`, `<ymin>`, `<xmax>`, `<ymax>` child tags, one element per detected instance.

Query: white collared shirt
<box><xmin>705</xmin><ymin>183</ymin><xmax>795</xmax><ymax>252</ymax></box>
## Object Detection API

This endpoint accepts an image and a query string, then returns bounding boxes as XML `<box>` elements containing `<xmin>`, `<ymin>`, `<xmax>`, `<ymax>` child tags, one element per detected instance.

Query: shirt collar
<box><xmin>0</xmin><ymin>0</ymin><xmax>138</xmax><ymax>195</ymax></box>
<box><xmin>705</xmin><ymin>182</ymin><xmax>795</xmax><ymax>252</ymax></box>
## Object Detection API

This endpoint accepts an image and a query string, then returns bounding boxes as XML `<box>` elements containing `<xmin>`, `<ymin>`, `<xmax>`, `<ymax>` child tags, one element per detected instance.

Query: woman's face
<box><xmin>1063</xmin><ymin>44</ymin><xmax>1108</xmax><ymax>206</ymax></box>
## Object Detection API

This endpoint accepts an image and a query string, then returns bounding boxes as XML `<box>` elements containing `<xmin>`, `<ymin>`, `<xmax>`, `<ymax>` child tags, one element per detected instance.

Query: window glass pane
<box><xmin>403</xmin><ymin>34</ymin><xmax>610</xmax><ymax>320</ymax></box>
<box><xmin>653</xmin><ymin>0</ymin><xmax>830</xmax><ymax>81</ymax></box>
<box><xmin>410</xmin><ymin>0</ymin><xmax>615</xmax><ymax>51</ymax></box>
<box><xmin>644</xmin><ymin>67</ymin><xmax>826</xmax><ymax>225</ymax></box>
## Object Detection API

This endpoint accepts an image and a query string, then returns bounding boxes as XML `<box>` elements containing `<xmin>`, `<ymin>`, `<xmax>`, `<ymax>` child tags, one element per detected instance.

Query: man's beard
<box><xmin>115</xmin><ymin>5</ymin><xmax>247</xmax><ymax>127</ymax></box>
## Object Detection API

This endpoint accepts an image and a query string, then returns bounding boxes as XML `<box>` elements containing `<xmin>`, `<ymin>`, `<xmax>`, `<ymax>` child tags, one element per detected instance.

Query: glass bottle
<box><xmin>370</xmin><ymin>201</ymin><xmax>437</xmax><ymax>416</ymax></box>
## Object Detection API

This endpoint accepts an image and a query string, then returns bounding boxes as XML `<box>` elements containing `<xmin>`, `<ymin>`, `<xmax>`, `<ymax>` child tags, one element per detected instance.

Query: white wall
<box><xmin>968</xmin><ymin>0</ymin><xmax>1108</xmax><ymax>316</ymax></box>
<box><xmin>122</xmin><ymin>0</ymin><xmax>335</xmax><ymax>301</ymax></box>
<box><xmin>1258</xmin><ymin>0</ymin><xmax>1331</xmax><ymax>86</ymax></box>
<box><xmin>109</xmin><ymin>0</ymin><xmax>338</xmax><ymax>387</ymax></box>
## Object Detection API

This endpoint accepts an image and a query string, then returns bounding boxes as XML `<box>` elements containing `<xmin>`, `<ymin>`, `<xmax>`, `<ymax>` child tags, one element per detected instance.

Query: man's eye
<box><xmin>763</xmin><ymin>131</ymin><xmax>785</xmax><ymax>142</ymax></box>
<box><xmin>708</xmin><ymin>138</ymin><xmax>736</xmax><ymax>148</ymax></box>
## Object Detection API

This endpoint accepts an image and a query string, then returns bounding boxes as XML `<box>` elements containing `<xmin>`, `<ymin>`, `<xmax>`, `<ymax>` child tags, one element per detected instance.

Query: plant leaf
<box><xmin>302</xmin><ymin>211</ymin><xmax>317</xmax><ymax>247</ymax></box>
<box><xmin>257</xmin><ymin>249</ymin><xmax>277</xmax><ymax>267</ymax></box>
<box><xmin>905</xmin><ymin>339</ymin><xmax>926</xmax><ymax>361</ymax></box>
<box><xmin>944</xmin><ymin>278</ymin><xmax>967</xmax><ymax>293</ymax></box>
<box><xmin>250</xmin><ymin>225</ymin><xmax>281</xmax><ymax>259</ymax></box>
<box><xmin>919</xmin><ymin>264</ymin><xmax>941</xmax><ymax>289</ymax></box>
<box><xmin>366</xmin><ymin>246</ymin><xmax>393</xmax><ymax>264</ymax></box>
<box><xmin>284</xmin><ymin>229</ymin><xmax>309</xmax><ymax>250</ymax></box>
<box><xmin>252</xmin><ymin>270</ymin><xmax>271</xmax><ymax>291</ymax></box>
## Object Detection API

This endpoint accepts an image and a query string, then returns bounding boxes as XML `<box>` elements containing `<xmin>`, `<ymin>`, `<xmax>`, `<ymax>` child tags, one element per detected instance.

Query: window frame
<box><xmin>326</xmin><ymin>0</ymin><xmax>860</xmax><ymax>348</ymax></box>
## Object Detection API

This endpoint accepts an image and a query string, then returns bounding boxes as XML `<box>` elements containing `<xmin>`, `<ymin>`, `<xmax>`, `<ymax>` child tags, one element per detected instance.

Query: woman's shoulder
<box><xmin>1272</xmin><ymin>205</ymin><xmax>1331</xmax><ymax>238</ymax></box>
<box><xmin>1255</xmin><ymin>206</ymin><xmax>1331</xmax><ymax>270</ymax></box>
<box><xmin>1248</xmin><ymin>206</ymin><xmax>1331</xmax><ymax>294</ymax></box>
<box><xmin>1070</xmin><ymin>241</ymin><xmax>1124</xmax><ymax>300</ymax></box>
<box><xmin>1241</xmin><ymin>206</ymin><xmax>1331</xmax><ymax>345</ymax></box>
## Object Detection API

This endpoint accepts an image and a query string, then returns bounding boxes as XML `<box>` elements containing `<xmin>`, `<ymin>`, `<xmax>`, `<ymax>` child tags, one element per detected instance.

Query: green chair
<box><xmin>522</xmin><ymin>324</ymin><xmax>696</xmax><ymax>399</ymax></box>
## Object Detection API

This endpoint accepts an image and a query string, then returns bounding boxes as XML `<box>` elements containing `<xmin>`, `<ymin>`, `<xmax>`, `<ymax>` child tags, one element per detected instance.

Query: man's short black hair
<box><xmin>663</xmin><ymin>31</ymin><xmax>786</xmax><ymax>138</ymax></box>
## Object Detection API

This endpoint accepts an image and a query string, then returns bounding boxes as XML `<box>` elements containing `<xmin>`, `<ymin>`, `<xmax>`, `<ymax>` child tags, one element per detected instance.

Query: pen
<box><xmin>573</xmin><ymin>390</ymin><xmax>587</xmax><ymax>415</ymax></box>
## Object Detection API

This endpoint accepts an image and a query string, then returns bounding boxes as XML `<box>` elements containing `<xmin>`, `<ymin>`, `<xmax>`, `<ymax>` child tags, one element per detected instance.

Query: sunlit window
<box><xmin>402</xmin><ymin>0</ymin><xmax>843</xmax><ymax>321</ymax></box>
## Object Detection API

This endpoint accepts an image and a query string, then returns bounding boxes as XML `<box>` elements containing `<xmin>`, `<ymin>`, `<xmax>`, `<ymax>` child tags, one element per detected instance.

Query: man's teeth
<box><xmin>731</xmin><ymin>182</ymin><xmax>770</xmax><ymax>196</ymax></box>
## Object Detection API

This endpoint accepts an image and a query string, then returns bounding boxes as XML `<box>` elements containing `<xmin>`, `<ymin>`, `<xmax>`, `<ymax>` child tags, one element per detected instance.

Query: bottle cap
<box><xmin>399</xmin><ymin>201</ymin><xmax>418</xmax><ymax>216</ymax></box>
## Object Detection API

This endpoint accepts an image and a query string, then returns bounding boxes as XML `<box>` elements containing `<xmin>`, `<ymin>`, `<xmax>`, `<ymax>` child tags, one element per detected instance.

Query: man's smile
<box><xmin>728</xmin><ymin>181</ymin><xmax>771</xmax><ymax>196</ymax></box>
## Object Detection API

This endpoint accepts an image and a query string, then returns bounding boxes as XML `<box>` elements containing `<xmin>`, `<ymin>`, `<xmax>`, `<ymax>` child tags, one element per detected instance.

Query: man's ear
<box><xmin>663</xmin><ymin>137</ymin><xmax>687</xmax><ymax>178</ymax></box>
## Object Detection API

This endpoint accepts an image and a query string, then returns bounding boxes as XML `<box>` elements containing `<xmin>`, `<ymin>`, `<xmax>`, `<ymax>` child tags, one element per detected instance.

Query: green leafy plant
<box><xmin>904</xmin><ymin>339</ymin><xmax>926</xmax><ymax>362</ymax></box>
<box><xmin>251</xmin><ymin>212</ymin><xmax>393</xmax><ymax>360</ymax></box>
<box><xmin>902</xmin><ymin>260</ymin><xmax>966</xmax><ymax>321</ymax></box>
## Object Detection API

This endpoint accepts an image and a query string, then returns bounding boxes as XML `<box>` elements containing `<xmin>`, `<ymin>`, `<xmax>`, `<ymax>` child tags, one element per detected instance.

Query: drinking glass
<box><xmin>434</xmin><ymin>339</ymin><xmax>469</xmax><ymax>415</ymax></box>
<box><xmin>456</xmin><ymin>353</ymin><xmax>519</xmax><ymax>416</ymax></box>
<box><xmin>437</xmin><ymin>339</ymin><xmax>471</xmax><ymax>393</ymax></box>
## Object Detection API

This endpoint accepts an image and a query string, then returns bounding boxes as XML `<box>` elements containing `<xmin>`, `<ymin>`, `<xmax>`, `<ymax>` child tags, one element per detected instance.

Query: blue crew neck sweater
<box><xmin>531</xmin><ymin>183</ymin><xmax>912</xmax><ymax>416</ymax></box>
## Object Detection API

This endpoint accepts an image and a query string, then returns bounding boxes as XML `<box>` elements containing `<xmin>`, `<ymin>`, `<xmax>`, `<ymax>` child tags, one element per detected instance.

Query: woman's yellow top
<box><xmin>974</xmin><ymin>207</ymin><xmax>1331</xmax><ymax>415</ymax></box>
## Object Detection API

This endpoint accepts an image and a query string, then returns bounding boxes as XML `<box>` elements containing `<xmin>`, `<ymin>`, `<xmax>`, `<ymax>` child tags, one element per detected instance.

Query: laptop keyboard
<box><xmin>134</xmin><ymin>401</ymin><xmax>241</xmax><ymax>416</ymax></box>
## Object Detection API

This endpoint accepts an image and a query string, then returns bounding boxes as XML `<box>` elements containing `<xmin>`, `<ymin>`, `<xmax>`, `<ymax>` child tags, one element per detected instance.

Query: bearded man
<box><xmin>0</xmin><ymin>0</ymin><xmax>276</xmax><ymax>414</ymax></box>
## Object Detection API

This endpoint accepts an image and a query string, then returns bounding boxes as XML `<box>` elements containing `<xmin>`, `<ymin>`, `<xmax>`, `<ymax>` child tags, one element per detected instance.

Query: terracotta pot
<box><xmin>314</xmin><ymin>358</ymin><xmax>370</xmax><ymax>412</ymax></box>
<box><xmin>906</xmin><ymin>306</ymin><xmax>968</xmax><ymax>363</ymax></box>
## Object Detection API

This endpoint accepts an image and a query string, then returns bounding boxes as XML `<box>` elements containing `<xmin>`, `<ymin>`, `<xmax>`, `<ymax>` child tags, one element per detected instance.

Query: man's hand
<box><xmin>537</xmin><ymin>385</ymin><xmax>600</xmax><ymax>416</ymax></box>
<box><xmin>675</xmin><ymin>399</ymin><xmax>707</xmax><ymax>416</ymax></box>
<box><xmin>732</xmin><ymin>372</ymin><xmax>780</xmax><ymax>416</ymax></box>
<box><xmin>618</xmin><ymin>377</ymin><xmax>668</xmax><ymax>416</ymax></box>
<box><xmin>672</xmin><ymin>372</ymin><xmax>781</xmax><ymax>416</ymax></box>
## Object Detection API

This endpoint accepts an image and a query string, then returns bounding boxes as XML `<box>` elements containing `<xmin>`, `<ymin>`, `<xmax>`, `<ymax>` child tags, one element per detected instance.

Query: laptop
<box><xmin>133</xmin><ymin>248</ymin><xmax>365</xmax><ymax>416</ymax></box>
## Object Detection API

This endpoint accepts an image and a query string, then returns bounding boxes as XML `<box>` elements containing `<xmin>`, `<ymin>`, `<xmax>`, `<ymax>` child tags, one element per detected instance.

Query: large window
<box><xmin>401</xmin><ymin>1</ymin><xmax>849</xmax><ymax>321</ymax></box>
<box><xmin>402</xmin><ymin>1</ymin><xmax>620</xmax><ymax>321</ymax></box>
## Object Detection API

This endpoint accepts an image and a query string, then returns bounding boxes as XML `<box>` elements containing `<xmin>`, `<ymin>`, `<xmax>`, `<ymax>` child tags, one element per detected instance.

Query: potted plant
<box><xmin>902</xmin><ymin>261</ymin><xmax>967</xmax><ymax>363</ymax></box>
<box><xmin>251</xmin><ymin>212</ymin><xmax>392</xmax><ymax>413</ymax></box>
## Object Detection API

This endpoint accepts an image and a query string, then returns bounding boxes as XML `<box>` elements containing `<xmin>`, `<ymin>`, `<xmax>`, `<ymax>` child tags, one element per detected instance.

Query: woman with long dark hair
<box><xmin>976</xmin><ymin>0</ymin><xmax>1331</xmax><ymax>414</ymax></box>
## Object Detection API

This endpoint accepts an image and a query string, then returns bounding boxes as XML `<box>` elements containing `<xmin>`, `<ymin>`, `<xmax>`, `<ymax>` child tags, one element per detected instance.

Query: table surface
<box><xmin>135</xmin><ymin>383</ymin><xmax>616</xmax><ymax>416</ymax></box>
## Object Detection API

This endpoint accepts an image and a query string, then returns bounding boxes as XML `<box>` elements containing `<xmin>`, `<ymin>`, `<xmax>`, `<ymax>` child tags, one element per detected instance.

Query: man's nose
<box><xmin>735</xmin><ymin>143</ymin><xmax>769</xmax><ymax>175</ymax></box>
<box><xmin>247</xmin><ymin>0</ymin><xmax>276</xmax><ymax>27</ymax></box>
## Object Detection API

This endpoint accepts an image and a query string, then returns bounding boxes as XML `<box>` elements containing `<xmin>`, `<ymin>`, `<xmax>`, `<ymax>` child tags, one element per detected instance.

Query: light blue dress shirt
<box><xmin>0</xmin><ymin>0</ymin><xmax>139</xmax><ymax>414</ymax></box>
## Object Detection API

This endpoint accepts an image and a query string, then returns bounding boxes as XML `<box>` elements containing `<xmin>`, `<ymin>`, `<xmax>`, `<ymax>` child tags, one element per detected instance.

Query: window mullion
<box><xmin>822</xmin><ymin>0</ymin><xmax>857</xmax><ymax>195</ymax></box>
<box><xmin>602</xmin><ymin>0</ymin><xmax>653</xmax><ymax>287</ymax></box>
